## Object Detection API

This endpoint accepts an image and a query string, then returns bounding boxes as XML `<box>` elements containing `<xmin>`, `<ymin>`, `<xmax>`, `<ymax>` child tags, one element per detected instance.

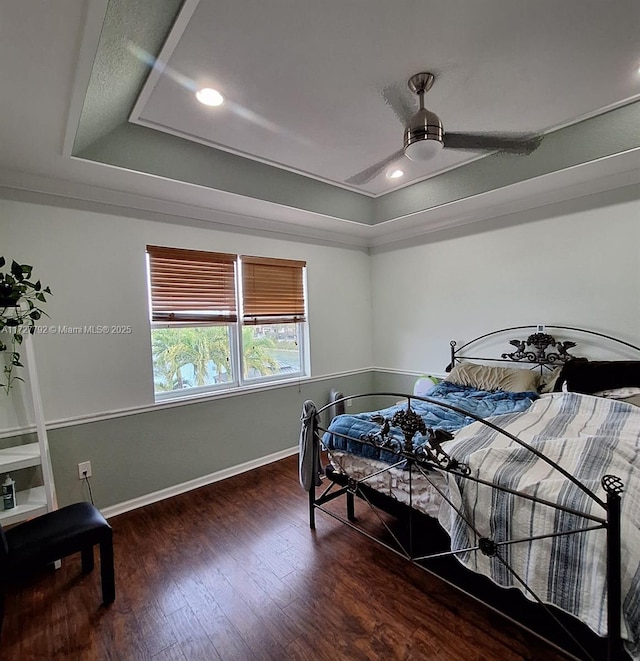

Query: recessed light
<box><xmin>196</xmin><ymin>88</ymin><xmax>224</xmax><ymax>106</ymax></box>
<box><xmin>387</xmin><ymin>169</ymin><xmax>404</xmax><ymax>179</ymax></box>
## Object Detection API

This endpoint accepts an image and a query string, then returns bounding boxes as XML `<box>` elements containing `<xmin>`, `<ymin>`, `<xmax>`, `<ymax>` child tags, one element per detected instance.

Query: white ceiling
<box><xmin>133</xmin><ymin>0</ymin><xmax>640</xmax><ymax>194</ymax></box>
<box><xmin>0</xmin><ymin>0</ymin><xmax>639</xmax><ymax>247</ymax></box>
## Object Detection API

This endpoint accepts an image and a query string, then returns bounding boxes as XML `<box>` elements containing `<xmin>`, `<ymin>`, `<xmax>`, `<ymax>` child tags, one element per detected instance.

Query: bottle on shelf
<box><xmin>2</xmin><ymin>474</ymin><xmax>16</xmax><ymax>510</ymax></box>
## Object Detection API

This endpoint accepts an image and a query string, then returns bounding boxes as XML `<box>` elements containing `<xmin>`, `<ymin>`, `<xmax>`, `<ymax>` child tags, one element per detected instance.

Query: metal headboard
<box><xmin>446</xmin><ymin>325</ymin><xmax>640</xmax><ymax>374</ymax></box>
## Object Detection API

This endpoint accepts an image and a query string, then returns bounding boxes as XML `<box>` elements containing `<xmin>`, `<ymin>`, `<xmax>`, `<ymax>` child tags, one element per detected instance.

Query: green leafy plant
<box><xmin>0</xmin><ymin>257</ymin><xmax>52</xmax><ymax>393</ymax></box>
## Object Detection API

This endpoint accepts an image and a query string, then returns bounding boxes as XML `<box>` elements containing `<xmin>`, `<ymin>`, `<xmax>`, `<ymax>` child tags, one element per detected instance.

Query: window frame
<box><xmin>147</xmin><ymin>247</ymin><xmax>309</xmax><ymax>402</ymax></box>
<box><xmin>238</xmin><ymin>321</ymin><xmax>308</xmax><ymax>386</ymax></box>
<box><xmin>150</xmin><ymin>322</ymin><xmax>240</xmax><ymax>401</ymax></box>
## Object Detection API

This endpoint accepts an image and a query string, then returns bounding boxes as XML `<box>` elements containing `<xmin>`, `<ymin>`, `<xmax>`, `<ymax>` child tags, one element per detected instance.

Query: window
<box><xmin>147</xmin><ymin>246</ymin><xmax>307</xmax><ymax>399</ymax></box>
<box><xmin>241</xmin><ymin>256</ymin><xmax>306</xmax><ymax>383</ymax></box>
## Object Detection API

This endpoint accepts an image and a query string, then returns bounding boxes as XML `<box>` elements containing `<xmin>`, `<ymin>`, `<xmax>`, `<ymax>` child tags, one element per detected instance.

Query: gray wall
<box><xmin>46</xmin><ymin>371</ymin><xmax>373</xmax><ymax>509</ymax></box>
<box><xmin>371</xmin><ymin>185</ymin><xmax>640</xmax><ymax>375</ymax></box>
<box><xmin>0</xmin><ymin>197</ymin><xmax>373</xmax><ymax>511</ymax></box>
<box><xmin>2</xmin><ymin>183</ymin><xmax>638</xmax><ymax>513</ymax></box>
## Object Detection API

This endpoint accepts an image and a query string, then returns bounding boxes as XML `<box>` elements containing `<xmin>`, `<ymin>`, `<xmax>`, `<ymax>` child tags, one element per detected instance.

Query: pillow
<box><xmin>620</xmin><ymin>395</ymin><xmax>640</xmax><ymax>408</ymax></box>
<box><xmin>445</xmin><ymin>362</ymin><xmax>540</xmax><ymax>393</ymax></box>
<box><xmin>593</xmin><ymin>386</ymin><xmax>640</xmax><ymax>399</ymax></box>
<box><xmin>593</xmin><ymin>387</ymin><xmax>640</xmax><ymax>409</ymax></box>
<box><xmin>553</xmin><ymin>360</ymin><xmax>640</xmax><ymax>395</ymax></box>
<box><xmin>413</xmin><ymin>374</ymin><xmax>442</xmax><ymax>397</ymax></box>
<box><xmin>539</xmin><ymin>366</ymin><xmax>563</xmax><ymax>394</ymax></box>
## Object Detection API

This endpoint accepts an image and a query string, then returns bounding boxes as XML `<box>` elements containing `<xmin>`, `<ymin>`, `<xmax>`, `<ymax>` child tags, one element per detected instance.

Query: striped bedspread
<box><xmin>437</xmin><ymin>392</ymin><xmax>640</xmax><ymax>658</ymax></box>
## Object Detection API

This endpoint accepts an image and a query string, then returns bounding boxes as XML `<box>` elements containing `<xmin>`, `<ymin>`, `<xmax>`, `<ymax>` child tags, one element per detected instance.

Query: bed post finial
<box><xmin>447</xmin><ymin>340</ymin><xmax>457</xmax><ymax>372</ymax></box>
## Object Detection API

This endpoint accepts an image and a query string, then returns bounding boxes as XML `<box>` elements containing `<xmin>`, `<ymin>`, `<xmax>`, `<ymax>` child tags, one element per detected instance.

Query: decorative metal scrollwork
<box><xmin>415</xmin><ymin>428</ymin><xmax>470</xmax><ymax>474</ymax></box>
<box><xmin>478</xmin><ymin>537</ymin><xmax>498</xmax><ymax>557</ymax></box>
<box><xmin>501</xmin><ymin>333</ymin><xmax>578</xmax><ymax>366</ymax></box>
<box><xmin>347</xmin><ymin>477</ymin><xmax>359</xmax><ymax>494</ymax></box>
<box><xmin>602</xmin><ymin>474</ymin><xmax>624</xmax><ymax>495</ymax></box>
<box><xmin>364</xmin><ymin>406</ymin><xmax>469</xmax><ymax>473</ymax></box>
<box><xmin>390</xmin><ymin>408</ymin><xmax>427</xmax><ymax>453</ymax></box>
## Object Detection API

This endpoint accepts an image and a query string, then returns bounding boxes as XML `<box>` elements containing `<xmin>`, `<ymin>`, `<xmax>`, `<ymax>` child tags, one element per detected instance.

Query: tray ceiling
<box><xmin>131</xmin><ymin>0</ymin><xmax>640</xmax><ymax>195</ymax></box>
<box><xmin>1</xmin><ymin>0</ymin><xmax>639</xmax><ymax>247</ymax></box>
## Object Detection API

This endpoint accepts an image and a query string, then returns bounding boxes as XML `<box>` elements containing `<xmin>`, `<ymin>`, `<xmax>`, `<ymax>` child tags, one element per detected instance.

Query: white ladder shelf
<box><xmin>0</xmin><ymin>331</ymin><xmax>57</xmax><ymax>525</ymax></box>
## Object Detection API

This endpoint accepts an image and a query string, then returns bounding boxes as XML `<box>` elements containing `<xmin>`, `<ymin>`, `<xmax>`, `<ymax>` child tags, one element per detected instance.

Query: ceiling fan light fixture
<box><xmin>404</xmin><ymin>108</ymin><xmax>443</xmax><ymax>161</ymax></box>
<box><xmin>196</xmin><ymin>87</ymin><xmax>224</xmax><ymax>106</ymax></box>
<box><xmin>405</xmin><ymin>137</ymin><xmax>443</xmax><ymax>161</ymax></box>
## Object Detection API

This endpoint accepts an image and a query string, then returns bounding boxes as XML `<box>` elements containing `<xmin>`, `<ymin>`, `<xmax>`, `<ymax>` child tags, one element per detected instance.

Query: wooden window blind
<box><xmin>147</xmin><ymin>245</ymin><xmax>237</xmax><ymax>323</ymax></box>
<box><xmin>241</xmin><ymin>256</ymin><xmax>306</xmax><ymax>325</ymax></box>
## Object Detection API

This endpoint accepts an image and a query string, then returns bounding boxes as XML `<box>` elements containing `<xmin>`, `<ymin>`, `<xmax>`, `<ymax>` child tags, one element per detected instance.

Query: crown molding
<box><xmin>0</xmin><ymin>167</ymin><xmax>370</xmax><ymax>250</ymax></box>
<box><xmin>369</xmin><ymin>148</ymin><xmax>640</xmax><ymax>248</ymax></box>
<box><xmin>1</xmin><ymin>147</ymin><xmax>638</xmax><ymax>252</ymax></box>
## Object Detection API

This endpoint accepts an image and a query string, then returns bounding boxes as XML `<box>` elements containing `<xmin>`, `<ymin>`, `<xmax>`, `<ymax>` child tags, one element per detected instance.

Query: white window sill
<box><xmin>154</xmin><ymin>373</ymin><xmax>310</xmax><ymax>406</ymax></box>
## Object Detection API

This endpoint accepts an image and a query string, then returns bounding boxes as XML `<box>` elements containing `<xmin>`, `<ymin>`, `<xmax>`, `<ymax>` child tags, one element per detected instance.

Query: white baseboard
<box><xmin>101</xmin><ymin>445</ymin><xmax>298</xmax><ymax>519</ymax></box>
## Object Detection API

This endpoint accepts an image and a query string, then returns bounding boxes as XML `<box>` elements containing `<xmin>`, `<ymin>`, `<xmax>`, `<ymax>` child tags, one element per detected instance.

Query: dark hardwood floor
<box><xmin>1</xmin><ymin>455</ymin><xmax>574</xmax><ymax>660</ymax></box>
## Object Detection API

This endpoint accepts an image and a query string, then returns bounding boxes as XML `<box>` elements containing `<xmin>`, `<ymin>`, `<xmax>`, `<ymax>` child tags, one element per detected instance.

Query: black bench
<box><xmin>0</xmin><ymin>501</ymin><xmax>114</xmax><ymax>630</ymax></box>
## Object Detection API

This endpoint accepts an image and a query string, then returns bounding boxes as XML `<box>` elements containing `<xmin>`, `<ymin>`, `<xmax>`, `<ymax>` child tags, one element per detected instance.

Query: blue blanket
<box><xmin>322</xmin><ymin>381</ymin><xmax>538</xmax><ymax>464</ymax></box>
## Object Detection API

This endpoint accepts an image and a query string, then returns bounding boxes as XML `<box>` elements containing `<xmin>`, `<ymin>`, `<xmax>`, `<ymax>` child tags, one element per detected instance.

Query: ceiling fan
<box><xmin>346</xmin><ymin>72</ymin><xmax>542</xmax><ymax>186</ymax></box>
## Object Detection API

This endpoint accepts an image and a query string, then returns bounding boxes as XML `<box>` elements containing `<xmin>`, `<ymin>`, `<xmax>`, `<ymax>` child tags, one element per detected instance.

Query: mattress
<box><xmin>326</xmin><ymin>449</ymin><xmax>449</xmax><ymax>519</ymax></box>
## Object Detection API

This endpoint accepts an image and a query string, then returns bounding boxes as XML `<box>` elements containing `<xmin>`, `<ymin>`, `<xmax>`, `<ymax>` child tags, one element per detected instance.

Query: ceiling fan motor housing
<box><xmin>404</xmin><ymin>108</ymin><xmax>444</xmax><ymax>160</ymax></box>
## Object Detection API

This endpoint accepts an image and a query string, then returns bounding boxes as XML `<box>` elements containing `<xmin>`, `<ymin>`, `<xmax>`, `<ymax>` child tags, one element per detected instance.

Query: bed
<box><xmin>299</xmin><ymin>326</ymin><xmax>640</xmax><ymax>661</ymax></box>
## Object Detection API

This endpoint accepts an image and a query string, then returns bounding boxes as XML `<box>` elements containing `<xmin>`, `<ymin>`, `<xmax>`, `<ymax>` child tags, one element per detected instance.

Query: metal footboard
<box><xmin>302</xmin><ymin>392</ymin><xmax>626</xmax><ymax>661</ymax></box>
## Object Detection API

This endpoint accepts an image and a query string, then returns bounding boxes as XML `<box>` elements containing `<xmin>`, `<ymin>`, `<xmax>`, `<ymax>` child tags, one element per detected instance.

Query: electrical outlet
<box><xmin>78</xmin><ymin>461</ymin><xmax>92</xmax><ymax>480</ymax></box>
<box><xmin>346</xmin><ymin>398</ymin><xmax>352</xmax><ymax>408</ymax></box>
<box><xmin>536</xmin><ymin>324</ymin><xmax>546</xmax><ymax>333</ymax></box>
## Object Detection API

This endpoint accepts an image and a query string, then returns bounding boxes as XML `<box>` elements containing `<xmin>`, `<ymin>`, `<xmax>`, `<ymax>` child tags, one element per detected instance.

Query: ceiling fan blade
<box><xmin>444</xmin><ymin>132</ymin><xmax>542</xmax><ymax>154</ymax></box>
<box><xmin>345</xmin><ymin>149</ymin><xmax>405</xmax><ymax>186</ymax></box>
<box><xmin>380</xmin><ymin>83</ymin><xmax>415</xmax><ymax>126</ymax></box>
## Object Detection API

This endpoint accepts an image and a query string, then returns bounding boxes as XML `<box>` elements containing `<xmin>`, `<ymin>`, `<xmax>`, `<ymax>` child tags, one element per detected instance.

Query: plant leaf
<box><xmin>10</xmin><ymin>261</ymin><xmax>23</xmax><ymax>280</ymax></box>
<box><xmin>0</xmin><ymin>257</ymin><xmax>5</xmax><ymax>268</ymax></box>
<box><xmin>30</xmin><ymin>310</ymin><xmax>41</xmax><ymax>320</ymax></box>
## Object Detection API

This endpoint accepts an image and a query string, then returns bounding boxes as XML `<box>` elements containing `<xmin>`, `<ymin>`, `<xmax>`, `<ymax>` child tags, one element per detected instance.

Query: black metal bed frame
<box><xmin>302</xmin><ymin>326</ymin><xmax>640</xmax><ymax>661</ymax></box>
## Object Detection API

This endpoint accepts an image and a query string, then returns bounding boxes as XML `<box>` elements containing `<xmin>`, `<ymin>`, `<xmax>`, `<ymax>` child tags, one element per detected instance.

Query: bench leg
<box><xmin>81</xmin><ymin>546</ymin><xmax>94</xmax><ymax>574</ymax></box>
<box><xmin>99</xmin><ymin>533</ymin><xmax>115</xmax><ymax>604</ymax></box>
